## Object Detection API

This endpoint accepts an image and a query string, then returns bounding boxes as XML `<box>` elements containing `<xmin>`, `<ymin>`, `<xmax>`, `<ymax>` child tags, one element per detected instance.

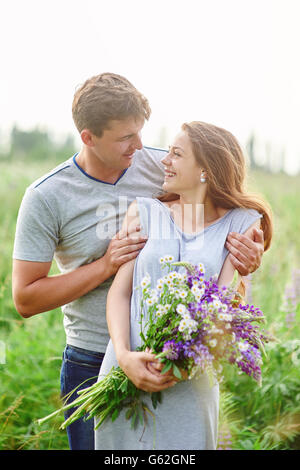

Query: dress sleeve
<box><xmin>13</xmin><ymin>187</ymin><xmax>59</xmax><ymax>262</ymax></box>
<box><xmin>229</xmin><ymin>208</ymin><xmax>263</xmax><ymax>235</ymax></box>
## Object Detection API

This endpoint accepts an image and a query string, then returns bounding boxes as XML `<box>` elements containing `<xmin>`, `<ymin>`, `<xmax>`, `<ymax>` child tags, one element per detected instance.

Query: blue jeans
<box><xmin>60</xmin><ymin>345</ymin><xmax>104</xmax><ymax>450</ymax></box>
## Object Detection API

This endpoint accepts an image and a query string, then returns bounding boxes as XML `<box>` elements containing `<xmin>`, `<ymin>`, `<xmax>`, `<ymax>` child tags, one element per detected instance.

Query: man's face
<box><xmin>89</xmin><ymin>117</ymin><xmax>144</xmax><ymax>171</ymax></box>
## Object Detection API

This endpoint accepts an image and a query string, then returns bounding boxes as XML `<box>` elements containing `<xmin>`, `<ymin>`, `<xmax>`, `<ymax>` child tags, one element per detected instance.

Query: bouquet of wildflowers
<box><xmin>38</xmin><ymin>257</ymin><xmax>272</xmax><ymax>431</ymax></box>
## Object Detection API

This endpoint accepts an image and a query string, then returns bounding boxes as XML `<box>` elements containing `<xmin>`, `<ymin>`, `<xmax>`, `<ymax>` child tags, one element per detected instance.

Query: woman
<box><xmin>94</xmin><ymin>121</ymin><xmax>273</xmax><ymax>450</ymax></box>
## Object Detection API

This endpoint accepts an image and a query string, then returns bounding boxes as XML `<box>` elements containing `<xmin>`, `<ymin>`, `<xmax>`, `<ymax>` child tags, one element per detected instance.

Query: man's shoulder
<box><xmin>141</xmin><ymin>146</ymin><xmax>168</xmax><ymax>159</ymax></box>
<box><xmin>132</xmin><ymin>146</ymin><xmax>167</xmax><ymax>173</ymax></box>
<box><xmin>28</xmin><ymin>156</ymin><xmax>75</xmax><ymax>193</ymax></box>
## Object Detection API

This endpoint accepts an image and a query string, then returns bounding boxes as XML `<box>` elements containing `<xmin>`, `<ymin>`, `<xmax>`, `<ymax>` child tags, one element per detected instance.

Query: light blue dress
<box><xmin>95</xmin><ymin>197</ymin><xmax>262</xmax><ymax>450</ymax></box>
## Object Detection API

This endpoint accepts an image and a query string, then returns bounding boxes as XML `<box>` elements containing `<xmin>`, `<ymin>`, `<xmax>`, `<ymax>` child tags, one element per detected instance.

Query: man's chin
<box><xmin>122</xmin><ymin>154</ymin><xmax>135</xmax><ymax>167</ymax></box>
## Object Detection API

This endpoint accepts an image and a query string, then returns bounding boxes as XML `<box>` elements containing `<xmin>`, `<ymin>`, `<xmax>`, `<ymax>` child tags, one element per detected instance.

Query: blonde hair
<box><xmin>72</xmin><ymin>73</ymin><xmax>151</xmax><ymax>137</ymax></box>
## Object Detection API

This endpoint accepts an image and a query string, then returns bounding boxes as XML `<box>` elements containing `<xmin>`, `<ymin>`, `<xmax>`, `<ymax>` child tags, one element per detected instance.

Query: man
<box><xmin>12</xmin><ymin>73</ymin><xmax>264</xmax><ymax>449</ymax></box>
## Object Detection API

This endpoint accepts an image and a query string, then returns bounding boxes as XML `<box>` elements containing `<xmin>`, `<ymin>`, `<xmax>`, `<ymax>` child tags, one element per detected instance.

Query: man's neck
<box><xmin>76</xmin><ymin>148</ymin><xmax>124</xmax><ymax>184</ymax></box>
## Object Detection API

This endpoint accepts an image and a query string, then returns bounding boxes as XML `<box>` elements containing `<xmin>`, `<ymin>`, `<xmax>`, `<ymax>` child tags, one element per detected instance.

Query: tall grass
<box><xmin>217</xmin><ymin>170</ymin><xmax>300</xmax><ymax>450</ymax></box>
<box><xmin>0</xmin><ymin>160</ymin><xmax>299</xmax><ymax>450</ymax></box>
<box><xmin>0</xmin><ymin>160</ymin><xmax>68</xmax><ymax>450</ymax></box>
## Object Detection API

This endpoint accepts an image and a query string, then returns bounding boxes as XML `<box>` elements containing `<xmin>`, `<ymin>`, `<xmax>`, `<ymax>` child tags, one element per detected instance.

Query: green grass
<box><xmin>0</xmin><ymin>159</ymin><xmax>68</xmax><ymax>450</ymax></box>
<box><xmin>0</xmin><ymin>160</ymin><xmax>300</xmax><ymax>450</ymax></box>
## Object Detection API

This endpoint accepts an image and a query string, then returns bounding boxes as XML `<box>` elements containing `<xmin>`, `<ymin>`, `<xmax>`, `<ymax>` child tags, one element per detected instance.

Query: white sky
<box><xmin>1</xmin><ymin>0</ymin><xmax>300</xmax><ymax>173</ymax></box>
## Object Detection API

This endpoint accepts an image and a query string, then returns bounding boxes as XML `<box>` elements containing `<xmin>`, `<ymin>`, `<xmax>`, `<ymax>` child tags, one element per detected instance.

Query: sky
<box><xmin>1</xmin><ymin>0</ymin><xmax>300</xmax><ymax>174</ymax></box>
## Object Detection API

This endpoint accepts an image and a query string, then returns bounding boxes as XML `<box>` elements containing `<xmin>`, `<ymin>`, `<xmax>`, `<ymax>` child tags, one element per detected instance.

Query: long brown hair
<box><xmin>159</xmin><ymin>121</ymin><xmax>273</xmax><ymax>251</ymax></box>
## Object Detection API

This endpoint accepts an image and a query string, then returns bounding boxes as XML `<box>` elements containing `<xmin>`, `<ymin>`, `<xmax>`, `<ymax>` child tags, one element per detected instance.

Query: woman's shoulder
<box><xmin>228</xmin><ymin>207</ymin><xmax>263</xmax><ymax>234</ymax></box>
<box><xmin>230</xmin><ymin>206</ymin><xmax>262</xmax><ymax>219</ymax></box>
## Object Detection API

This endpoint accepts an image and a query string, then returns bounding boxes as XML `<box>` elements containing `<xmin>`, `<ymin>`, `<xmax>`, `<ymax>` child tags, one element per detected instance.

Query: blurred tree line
<box><xmin>245</xmin><ymin>132</ymin><xmax>287</xmax><ymax>174</ymax></box>
<box><xmin>0</xmin><ymin>125</ymin><xmax>77</xmax><ymax>163</ymax></box>
<box><xmin>0</xmin><ymin>125</ymin><xmax>296</xmax><ymax>174</ymax></box>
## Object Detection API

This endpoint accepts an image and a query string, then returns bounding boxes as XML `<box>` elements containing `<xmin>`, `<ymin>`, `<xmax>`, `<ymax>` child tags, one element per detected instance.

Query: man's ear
<box><xmin>80</xmin><ymin>129</ymin><xmax>94</xmax><ymax>147</ymax></box>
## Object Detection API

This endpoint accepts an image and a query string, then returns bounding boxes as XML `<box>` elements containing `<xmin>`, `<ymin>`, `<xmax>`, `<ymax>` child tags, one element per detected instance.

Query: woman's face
<box><xmin>161</xmin><ymin>131</ymin><xmax>203</xmax><ymax>194</ymax></box>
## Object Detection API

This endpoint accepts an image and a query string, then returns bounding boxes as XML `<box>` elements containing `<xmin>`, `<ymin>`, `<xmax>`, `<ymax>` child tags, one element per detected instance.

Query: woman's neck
<box><xmin>167</xmin><ymin>194</ymin><xmax>226</xmax><ymax>234</ymax></box>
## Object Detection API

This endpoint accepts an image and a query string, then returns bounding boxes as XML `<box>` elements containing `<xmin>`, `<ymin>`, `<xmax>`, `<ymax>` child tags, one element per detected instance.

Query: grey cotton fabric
<box><xmin>95</xmin><ymin>197</ymin><xmax>262</xmax><ymax>450</ymax></box>
<box><xmin>13</xmin><ymin>147</ymin><xmax>166</xmax><ymax>353</ymax></box>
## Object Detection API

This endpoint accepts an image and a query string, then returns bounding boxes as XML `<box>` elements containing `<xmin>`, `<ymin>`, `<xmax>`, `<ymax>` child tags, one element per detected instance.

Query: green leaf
<box><xmin>172</xmin><ymin>364</ymin><xmax>182</xmax><ymax>380</ymax></box>
<box><xmin>111</xmin><ymin>408</ymin><xmax>119</xmax><ymax>422</ymax></box>
<box><xmin>140</xmin><ymin>331</ymin><xmax>146</xmax><ymax>343</ymax></box>
<box><xmin>131</xmin><ymin>410</ymin><xmax>137</xmax><ymax>429</ymax></box>
<box><xmin>157</xmin><ymin>391</ymin><xmax>162</xmax><ymax>404</ymax></box>
<box><xmin>119</xmin><ymin>380</ymin><xmax>128</xmax><ymax>393</ymax></box>
<box><xmin>125</xmin><ymin>407</ymin><xmax>134</xmax><ymax>420</ymax></box>
<box><xmin>151</xmin><ymin>393</ymin><xmax>158</xmax><ymax>409</ymax></box>
<box><xmin>161</xmin><ymin>361</ymin><xmax>172</xmax><ymax>375</ymax></box>
<box><xmin>137</xmin><ymin>405</ymin><xmax>144</xmax><ymax>425</ymax></box>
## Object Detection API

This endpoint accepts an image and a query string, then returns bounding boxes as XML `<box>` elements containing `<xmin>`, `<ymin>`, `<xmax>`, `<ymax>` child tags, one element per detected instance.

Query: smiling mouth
<box><xmin>164</xmin><ymin>170</ymin><xmax>176</xmax><ymax>178</ymax></box>
<box><xmin>123</xmin><ymin>153</ymin><xmax>134</xmax><ymax>158</ymax></box>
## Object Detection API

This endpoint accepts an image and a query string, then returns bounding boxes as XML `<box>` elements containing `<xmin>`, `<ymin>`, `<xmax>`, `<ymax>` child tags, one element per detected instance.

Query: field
<box><xmin>0</xmin><ymin>159</ymin><xmax>299</xmax><ymax>450</ymax></box>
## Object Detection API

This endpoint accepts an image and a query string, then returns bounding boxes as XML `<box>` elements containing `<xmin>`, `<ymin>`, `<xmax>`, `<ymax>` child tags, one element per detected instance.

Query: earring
<box><xmin>200</xmin><ymin>172</ymin><xmax>206</xmax><ymax>183</ymax></box>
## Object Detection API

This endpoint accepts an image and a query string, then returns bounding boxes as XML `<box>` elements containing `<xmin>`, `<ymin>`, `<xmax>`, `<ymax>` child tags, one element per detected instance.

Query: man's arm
<box><xmin>219</xmin><ymin>219</ymin><xmax>262</xmax><ymax>290</ymax></box>
<box><xmin>12</xmin><ymin>228</ymin><xmax>147</xmax><ymax>318</ymax></box>
<box><xmin>225</xmin><ymin>226</ymin><xmax>264</xmax><ymax>276</ymax></box>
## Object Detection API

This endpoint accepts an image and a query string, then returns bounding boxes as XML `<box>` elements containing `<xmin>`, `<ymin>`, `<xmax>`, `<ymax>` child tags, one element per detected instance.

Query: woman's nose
<box><xmin>161</xmin><ymin>152</ymin><xmax>171</xmax><ymax>166</ymax></box>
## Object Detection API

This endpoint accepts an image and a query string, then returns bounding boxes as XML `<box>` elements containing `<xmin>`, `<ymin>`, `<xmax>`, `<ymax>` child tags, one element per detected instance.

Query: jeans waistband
<box><xmin>66</xmin><ymin>344</ymin><xmax>105</xmax><ymax>359</ymax></box>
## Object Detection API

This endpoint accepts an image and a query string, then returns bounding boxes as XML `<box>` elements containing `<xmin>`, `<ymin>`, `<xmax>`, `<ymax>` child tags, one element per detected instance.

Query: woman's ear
<box><xmin>200</xmin><ymin>170</ymin><xmax>207</xmax><ymax>183</ymax></box>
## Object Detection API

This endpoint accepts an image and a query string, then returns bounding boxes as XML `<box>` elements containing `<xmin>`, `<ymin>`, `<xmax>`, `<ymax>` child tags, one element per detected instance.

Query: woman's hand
<box><xmin>118</xmin><ymin>350</ymin><xmax>177</xmax><ymax>393</ymax></box>
<box><xmin>145</xmin><ymin>348</ymin><xmax>188</xmax><ymax>383</ymax></box>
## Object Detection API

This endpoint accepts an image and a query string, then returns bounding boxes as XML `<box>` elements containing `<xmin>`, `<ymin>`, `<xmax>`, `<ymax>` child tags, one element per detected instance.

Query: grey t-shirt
<box><xmin>13</xmin><ymin>146</ymin><xmax>166</xmax><ymax>352</ymax></box>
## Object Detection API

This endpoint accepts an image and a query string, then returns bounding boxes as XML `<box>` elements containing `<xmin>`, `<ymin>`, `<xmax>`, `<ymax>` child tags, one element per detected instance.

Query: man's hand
<box><xmin>103</xmin><ymin>225</ymin><xmax>147</xmax><ymax>277</ymax></box>
<box><xmin>118</xmin><ymin>350</ymin><xmax>177</xmax><ymax>393</ymax></box>
<box><xmin>225</xmin><ymin>227</ymin><xmax>264</xmax><ymax>276</ymax></box>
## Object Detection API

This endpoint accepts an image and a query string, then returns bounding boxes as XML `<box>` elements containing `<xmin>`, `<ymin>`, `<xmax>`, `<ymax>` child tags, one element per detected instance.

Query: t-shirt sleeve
<box><xmin>13</xmin><ymin>187</ymin><xmax>59</xmax><ymax>262</ymax></box>
<box><xmin>229</xmin><ymin>208</ymin><xmax>263</xmax><ymax>235</ymax></box>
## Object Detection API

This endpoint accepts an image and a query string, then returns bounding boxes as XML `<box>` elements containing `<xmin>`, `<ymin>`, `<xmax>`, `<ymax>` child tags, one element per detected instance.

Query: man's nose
<box><xmin>134</xmin><ymin>133</ymin><xmax>143</xmax><ymax>150</ymax></box>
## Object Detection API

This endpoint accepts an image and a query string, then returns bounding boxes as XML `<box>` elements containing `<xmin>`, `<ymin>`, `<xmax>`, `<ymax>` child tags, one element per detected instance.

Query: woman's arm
<box><xmin>106</xmin><ymin>200</ymin><xmax>177</xmax><ymax>392</ymax></box>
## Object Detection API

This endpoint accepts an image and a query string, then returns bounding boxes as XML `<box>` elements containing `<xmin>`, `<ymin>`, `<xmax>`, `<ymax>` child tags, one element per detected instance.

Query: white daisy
<box><xmin>187</xmin><ymin>319</ymin><xmax>198</xmax><ymax>333</ymax></box>
<box><xmin>213</xmin><ymin>300</ymin><xmax>222</xmax><ymax>309</ymax></box>
<box><xmin>182</xmin><ymin>312</ymin><xmax>191</xmax><ymax>321</ymax></box>
<box><xmin>176</xmin><ymin>304</ymin><xmax>187</xmax><ymax>315</ymax></box>
<box><xmin>191</xmin><ymin>285</ymin><xmax>200</xmax><ymax>294</ymax></box>
<box><xmin>179</xmin><ymin>290</ymin><xmax>188</xmax><ymax>299</ymax></box>
<box><xmin>207</xmin><ymin>303</ymin><xmax>215</xmax><ymax>314</ymax></box>
<box><xmin>141</xmin><ymin>276</ymin><xmax>151</xmax><ymax>288</ymax></box>
<box><xmin>221</xmin><ymin>304</ymin><xmax>228</xmax><ymax>313</ymax></box>
<box><xmin>198</xmin><ymin>262</ymin><xmax>205</xmax><ymax>271</ymax></box>
<box><xmin>238</xmin><ymin>342</ymin><xmax>249</xmax><ymax>352</ymax></box>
